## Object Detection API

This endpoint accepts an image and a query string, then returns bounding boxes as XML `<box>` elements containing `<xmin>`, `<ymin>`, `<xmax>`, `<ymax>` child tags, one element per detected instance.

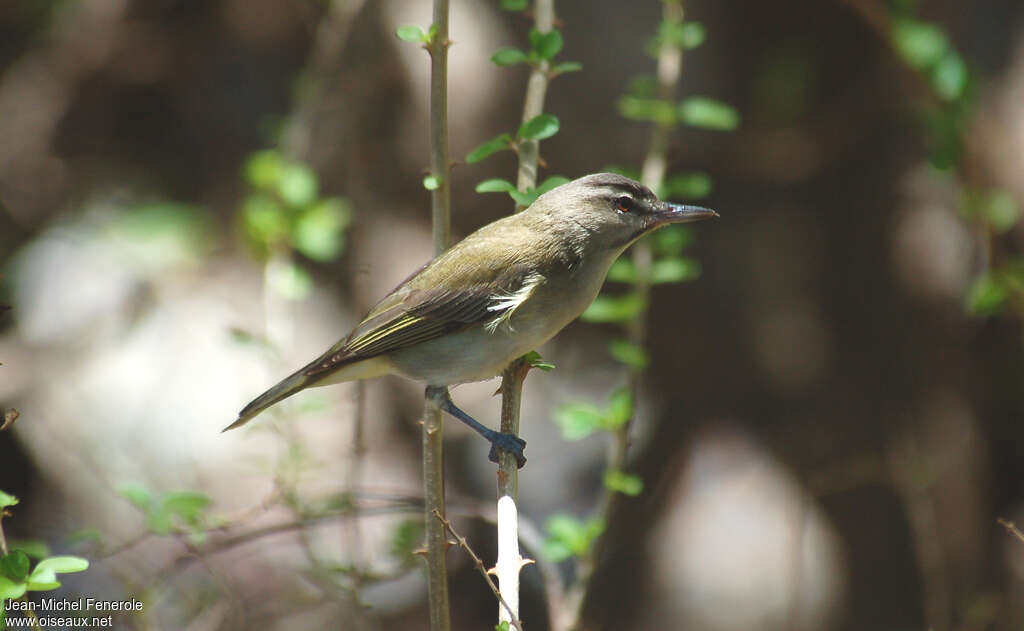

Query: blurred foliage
<box><xmin>541</xmin><ymin>513</ymin><xmax>605</xmax><ymax>562</ymax></box>
<box><xmin>240</xmin><ymin>149</ymin><xmax>351</xmax><ymax>301</ymax></box>
<box><xmin>0</xmin><ymin>490</ymin><xmax>90</xmax><ymax>623</ymax></box>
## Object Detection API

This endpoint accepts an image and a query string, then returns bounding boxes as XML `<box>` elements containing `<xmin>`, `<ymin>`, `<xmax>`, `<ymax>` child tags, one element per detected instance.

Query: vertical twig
<box><xmin>423</xmin><ymin>0</ymin><xmax>452</xmax><ymax>629</ymax></box>
<box><xmin>497</xmin><ymin>0</ymin><xmax>556</xmax><ymax>627</ymax></box>
<box><xmin>563</xmin><ymin>2</ymin><xmax>687</xmax><ymax>628</ymax></box>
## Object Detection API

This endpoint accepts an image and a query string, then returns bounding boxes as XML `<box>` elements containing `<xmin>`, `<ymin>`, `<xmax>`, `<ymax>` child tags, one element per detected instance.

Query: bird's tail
<box><xmin>223</xmin><ymin>368</ymin><xmax>314</xmax><ymax>432</ymax></box>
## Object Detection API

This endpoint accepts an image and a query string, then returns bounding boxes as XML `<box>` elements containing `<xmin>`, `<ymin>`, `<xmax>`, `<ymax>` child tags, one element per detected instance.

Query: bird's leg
<box><xmin>425</xmin><ymin>386</ymin><xmax>527</xmax><ymax>468</ymax></box>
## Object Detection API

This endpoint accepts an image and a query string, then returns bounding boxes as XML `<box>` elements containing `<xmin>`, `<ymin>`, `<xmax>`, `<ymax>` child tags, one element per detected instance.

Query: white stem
<box><xmin>496</xmin><ymin>494</ymin><xmax>524</xmax><ymax>624</ymax></box>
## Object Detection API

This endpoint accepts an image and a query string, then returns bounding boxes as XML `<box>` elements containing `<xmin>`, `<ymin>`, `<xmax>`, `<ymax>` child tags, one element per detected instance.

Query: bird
<box><xmin>226</xmin><ymin>172</ymin><xmax>717</xmax><ymax>467</ymax></box>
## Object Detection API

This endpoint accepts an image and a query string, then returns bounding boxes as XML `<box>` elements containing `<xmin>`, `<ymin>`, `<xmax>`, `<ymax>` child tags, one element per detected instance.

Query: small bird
<box><xmin>227</xmin><ymin>173</ymin><xmax>717</xmax><ymax>466</ymax></box>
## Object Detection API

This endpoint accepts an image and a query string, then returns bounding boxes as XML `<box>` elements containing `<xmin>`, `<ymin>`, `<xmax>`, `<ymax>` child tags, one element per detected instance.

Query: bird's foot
<box><xmin>487</xmin><ymin>432</ymin><xmax>527</xmax><ymax>468</ymax></box>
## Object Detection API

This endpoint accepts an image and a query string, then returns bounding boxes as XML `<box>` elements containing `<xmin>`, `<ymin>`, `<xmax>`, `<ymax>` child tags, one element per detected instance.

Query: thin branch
<box><xmin>424</xmin><ymin>0</ymin><xmax>453</xmax><ymax>629</ymax></box>
<box><xmin>497</xmin><ymin>0</ymin><xmax>556</xmax><ymax>627</ymax></box>
<box><xmin>997</xmin><ymin>518</ymin><xmax>1024</xmax><ymax>544</ymax></box>
<box><xmin>433</xmin><ymin>509</ymin><xmax>525</xmax><ymax>631</ymax></box>
<box><xmin>564</xmin><ymin>1</ymin><xmax>687</xmax><ymax>628</ymax></box>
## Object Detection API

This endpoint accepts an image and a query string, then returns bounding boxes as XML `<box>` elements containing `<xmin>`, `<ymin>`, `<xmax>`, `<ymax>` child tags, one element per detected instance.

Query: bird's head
<box><xmin>529</xmin><ymin>172</ymin><xmax>718</xmax><ymax>251</ymax></box>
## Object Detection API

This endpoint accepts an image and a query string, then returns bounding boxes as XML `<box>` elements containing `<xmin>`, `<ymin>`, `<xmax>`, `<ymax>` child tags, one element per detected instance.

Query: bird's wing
<box><xmin>303</xmin><ymin>263</ymin><xmax>533</xmax><ymax>379</ymax></box>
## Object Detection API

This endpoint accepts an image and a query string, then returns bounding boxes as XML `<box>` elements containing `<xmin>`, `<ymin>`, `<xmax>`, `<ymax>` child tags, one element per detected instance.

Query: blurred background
<box><xmin>2</xmin><ymin>0</ymin><xmax>1024</xmax><ymax>629</ymax></box>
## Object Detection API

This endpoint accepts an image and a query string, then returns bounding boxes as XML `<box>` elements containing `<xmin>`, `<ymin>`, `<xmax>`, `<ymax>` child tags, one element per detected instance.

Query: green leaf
<box><xmin>278</xmin><ymin>163</ymin><xmax>318</xmax><ymax>207</ymax></box>
<box><xmin>466</xmin><ymin>133</ymin><xmax>513</xmax><ymax>164</ymax></box>
<box><xmin>542</xmin><ymin>514</ymin><xmax>605</xmax><ymax>561</ymax></box>
<box><xmin>551</xmin><ymin>61</ymin><xmax>583</xmax><ymax>76</ymax></box>
<box><xmin>0</xmin><ymin>491</ymin><xmax>18</xmax><ymax>510</ymax></box>
<box><xmin>496</xmin><ymin>622</ymin><xmax>512</xmax><ymax>631</ymax></box>
<box><xmin>491</xmin><ymin>47</ymin><xmax>529</xmax><ymax>67</ymax></box>
<box><xmin>509</xmin><ymin>189</ymin><xmax>537</xmax><ymax>207</ymax></box>
<box><xmin>267</xmin><ymin>260</ymin><xmax>313</xmax><ymax>301</ymax></box>
<box><xmin>422</xmin><ymin>175</ymin><xmax>441</xmax><ymax>191</ymax></box>
<box><xmin>161</xmin><ymin>491</ymin><xmax>212</xmax><ymax>525</ymax></box>
<box><xmin>657</xmin><ymin>20</ymin><xmax>705</xmax><ymax>49</ymax></box>
<box><xmin>0</xmin><ymin>575</ymin><xmax>27</xmax><ymax>600</ymax></box>
<box><xmin>523</xmin><ymin>350</ymin><xmax>555</xmax><ymax>371</ymax></box>
<box><xmin>517</xmin><ymin>113</ymin><xmax>560</xmax><ymax>140</ymax></box>
<box><xmin>25</xmin><ymin>566</ymin><xmax>60</xmax><ymax>591</ymax></box>
<box><xmin>892</xmin><ymin>18</ymin><xmax>948</xmax><ymax>69</ymax></box>
<box><xmin>662</xmin><ymin>172</ymin><xmax>712</xmax><ymax>199</ymax></box>
<box><xmin>243</xmin><ymin>193</ymin><xmax>288</xmax><ymax>251</ymax></box>
<box><xmin>8</xmin><ymin>540</ymin><xmax>50</xmax><ymax>561</ymax></box>
<box><xmin>536</xmin><ymin>176</ymin><xmax>570</xmax><ymax>195</ymax></box>
<box><xmin>1</xmin><ymin>551</ymin><xmax>30</xmax><ymax>581</ymax></box>
<box><xmin>625</xmin><ymin>75</ymin><xmax>658</xmax><ymax>99</ymax></box>
<box><xmin>475</xmin><ymin>178</ymin><xmax>517</xmax><ymax>194</ymax></box>
<box><xmin>117</xmin><ymin>482</ymin><xmax>153</xmax><ymax>511</ymax></box>
<box><xmin>619</xmin><ymin>96</ymin><xmax>676</xmax><ymax>126</ymax></box>
<box><xmin>244</xmin><ymin>150</ymin><xmax>282</xmax><ymax>190</ymax></box>
<box><xmin>606</xmin><ymin>259</ymin><xmax>637</xmax><ymax>283</ymax></box>
<box><xmin>963</xmin><ymin>189</ymin><xmax>1020</xmax><ymax>233</ymax></box>
<box><xmin>390</xmin><ymin>519</ymin><xmax>424</xmax><ymax>566</ymax></box>
<box><xmin>605</xmin><ymin>388</ymin><xmax>634</xmax><ymax>429</ymax></box>
<box><xmin>604</xmin><ymin>470</ymin><xmax>644</xmax><ymax>496</ymax></box>
<box><xmin>678</xmin><ymin>97</ymin><xmax>740</xmax><ymax>131</ymax></box>
<box><xmin>653</xmin><ymin>225</ymin><xmax>694</xmax><ymax>256</ymax></box>
<box><xmin>500</xmin><ymin>0</ymin><xmax>528</xmax><ymax>10</ymax></box>
<box><xmin>932</xmin><ymin>50</ymin><xmax>968</xmax><ymax>100</ymax></box>
<box><xmin>966</xmin><ymin>272</ymin><xmax>1008</xmax><ymax>316</ymax></box>
<box><xmin>146</xmin><ymin>507</ymin><xmax>173</xmax><ymax>535</ymax></box>
<box><xmin>609</xmin><ymin>339</ymin><xmax>649</xmax><ymax>369</ymax></box>
<box><xmin>581</xmin><ymin>293</ymin><xmax>646</xmax><ymax>323</ymax></box>
<box><xmin>554</xmin><ymin>403</ymin><xmax>606</xmax><ymax>440</ymax></box>
<box><xmin>294</xmin><ymin>198</ymin><xmax>351</xmax><ymax>262</ymax></box>
<box><xmin>529</xmin><ymin>28</ymin><xmax>563</xmax><ymax>60</ymax></box>
<box><xmin>34</xmin><ymin>556</ymin><xmax>89</xmax><ymax>575</ymax></box>
<box><xmin>651</xmin><ymin>257</ymin><xmax>700</xmax><ymax>284</ymax></box>
<box><xmin>396</xmin><ymin>25</ymin><xmax>426</xmax><ymax>43</ymax></box>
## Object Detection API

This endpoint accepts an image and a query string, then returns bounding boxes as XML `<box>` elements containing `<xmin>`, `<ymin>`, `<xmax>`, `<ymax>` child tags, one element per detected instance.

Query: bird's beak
<box><xmin>653</xmin><ymin>201</ymin><xmax>719</xmax><ymax>225</ymax></box>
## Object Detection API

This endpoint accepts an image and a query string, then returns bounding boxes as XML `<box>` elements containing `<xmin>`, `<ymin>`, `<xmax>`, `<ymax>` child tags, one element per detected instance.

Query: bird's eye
<box><xmin>614</xmin><ymin>196</ymin><xmax>633</xmax><ymax>213</ymax></box>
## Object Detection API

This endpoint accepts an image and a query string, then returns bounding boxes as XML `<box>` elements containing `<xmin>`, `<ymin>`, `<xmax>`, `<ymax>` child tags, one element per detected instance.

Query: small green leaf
<box><xmin>466</xmin><ymin>133</ymin><xmax>513</xmax><ymax>164</ymax></box>
<box><xmin>529</xmin><ymin>28</ymin><xmax>563</xmax><ymax>60</ymax></box>
<box><xmin>551</xmin><ymin>61</ymin><xmax>583</xmax><ymax>76</ymax></box>
<box><xmin>892</xmin><ymin>18</ymin><xmax>948</xmax><ymax>69</ymax></box>
<box><xmin>542</xmin><ymin>514</ymin><xmax>605</xmax><ymax>561</ymax></box>
<box><xmin>1</xmin><ymin>552</ymin><xmax>30</xmax><ymax>581</ymax></box>
<box><xmin>554</xmin><ymin>403</ymin><xmax>605</xmax><ymax>440</ymax></box>
<box><xmin>517</xmin><ymin>113</ymin><xmax>560</xmax><ymax>140</ymax></box>
<box><xmin>523</xmin><ymin>350</ymin><xmax>555</xmax><ymax>371</ymax></box>
<box><xmin>25</xmin><ymin>567</ymin><xmax>60</xmax><ymax>591</ymax></box>
<box><xmin>244</xmin><ymin>150</ymin><xmax>282</xmax><ymax>190</ymax></box>
<box><xmin>609</xmin><ymin>339</ymin><xmax>649</xmax><ymax>369</ymax></box>
<box><xmin>509</xmin><ymin>189</ymin><xmax>537</xmax><ymax>207</ymax></box>
<box><xmin>294</xmin><ymin>198</ymin><xmax>351</xmax><ymax>262</ymax></box>
<box><xmin>242</xmin><ymin>193</ymin><xmax>288</xmax><ymax>251</ymax></box>
<box><xmin>0</xmin><ymin>575</ymin><xmax>27</xmax><ymax>600</ymax></box>
<box><xmin>0</xmin><ymin>491</ymin><xmax>18</xmax><ymax>510</ymax></box>
<box><xmin>662</xmin><ymin>172</ymin><xmax>712</xmax><ymax>199</ymax></box>
<box><xmin>680</xmin><ymin>22</ymin><xmax>706</xmax><ymax>49</ymax></box>
<box><xmin>653</xmin><ymin>225</ymin><xmax>694</xmax><ymax>257</ymax></box>
<box><xmin>396</xmin><ymin>25</ymin><xmax>426</xmax><ymax>43</ymax></box>
<box><xmin>581</xmin><ymin>293</ymin><xmax>646</xmax><ymax>323</ymax></box>
<box><xmin>8</xmin><ymin>540</ymin><xmax>50</xmax><ymax>561</ymax></box>
<box><xmin>146</xmin><ymin>507</ymin><xmax>173</xmax><ymax>535</ymax></box>
<box><xmin>117</xmin><ymin>482</ymin><xmax>153</xmax><ymax>511</ymax></box>
<box><xmin>625</xmin><ymin>75</ymin><xmax>659</xmax><ymax>99</ymax></box>
<box><xmin>491</xmin><ymin>47</ymin><xmax>529</xmax><ymax>67</ymax></box>
<box><xmin>657</xmin><ymin>20</ymin><xmax>705</xmax><ymax>49</ymax></box>
<box><xmin>34</xmin><ymin>556</ymin><xmax>89</xmax><ymax>575</ymax></box>
<box><xmin>500</xmin><ymin>0</ymin><xmax>528</xmax><ymax>10</ymax></box>
<box><xmin>605</xmin><ymin>388</ymin><xmax>634</xmax><ymax>429</ymax></box>
<box><xmin>496</xmin><ymin>622</ymin><xmax>512</xmax><ymax>631</ymax></box>
<box><xmin>161</xmin><ymin>491</ymin><xmax>212</xmax><ymax>525</ymax></box>
<box><xmin>678</xmin><ymin>97</ymin><xmax>740</xmax><ymax>131</ymax></box>
<box><xmin>963</xmin><ymin>189</ymin><xmax>1020</xmax><ymax>234</ymax></box>
<box><xmin>606</xmin><ymin>259</ymin><xmax>637</xmax><ymax>283</ymax></box>
<box><xmin>966</xmin><ymin>272</ymin><xmax>1008</xmax><ymax>316</ymax></box>
<box><xmin>651</xmin><ymin>257</ymin><xmax>700</xmax><ymax>284</ymax></box>
<box><xmin>390</xmin><ymin>519</ymin><xmax>424</xmax><ymax>567</ymax></box>
<box><xmin>278</xmin><ymin>163</ymin><xmax>318</xmax><ymax>207</ymax></box>
<box><xmin>267</xmin><ymin>260</ymin><xmax>313</xmax><ymax>301</ymax></box>
<box><xmin>536</xmin><ymin>176</ymin><xmax>570</xmax><ymax>195</ymax></box>
<box><xmin>604</xmin><ymin>470</ymin><xmax>644</xmax><ymax>496</ymax></box>
<box><xmin>475</xmin><ymin>178</ymin><xmax>517</xmax><ymax>194</ymax></box>
<box><xmin>619</xmin><ymin>96</ymin><xmax>676</xmax><ymax>126</ymax></box>
<box><xmin>423</xmin><ymin>175</ymin><xmax>441</xmax><ymax>191</ymax></box>
<box><xmin>932</xmin><ymin>50</ymin><xmax>968</xmax><ymax>100</ymax></box>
